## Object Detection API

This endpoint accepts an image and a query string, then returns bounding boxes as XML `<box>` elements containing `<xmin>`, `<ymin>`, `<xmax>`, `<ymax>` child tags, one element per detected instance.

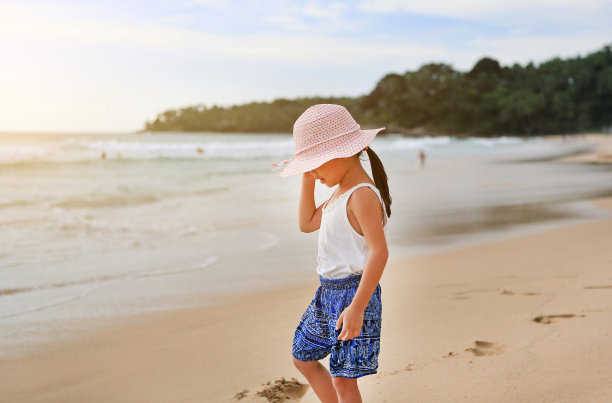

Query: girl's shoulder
<box><xmin>347</xmin><ymin>182</ymin><xmax>380</xmax><ymax>203</ymax></box>
<box><xmin>346</xmin><ymin>183</ymin><xmax>385</xmax><ymax>221</ymax></box>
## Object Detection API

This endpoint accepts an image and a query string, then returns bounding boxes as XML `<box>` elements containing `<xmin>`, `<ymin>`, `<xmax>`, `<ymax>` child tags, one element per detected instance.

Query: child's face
<box><xmin>308</xmin><ymin>158</ymin><xmax>346</xmax><ymax>187</ymax></box>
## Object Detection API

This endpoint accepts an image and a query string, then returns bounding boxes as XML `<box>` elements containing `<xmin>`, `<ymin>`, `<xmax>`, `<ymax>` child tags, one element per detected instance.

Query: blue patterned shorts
<box><xmin>292</xmin><ymin>274</ymin><xmax>382</xmax><ymax>378</ymax></box>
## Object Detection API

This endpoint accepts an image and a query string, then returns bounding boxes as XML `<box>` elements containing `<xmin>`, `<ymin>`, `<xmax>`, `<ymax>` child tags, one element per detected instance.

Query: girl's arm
<box><xmin>336</xmin><ymin>188</ymin><xmax>388</xmax><ymax>341</ymax></box>
<box><xmin>347</xmin><ymin>189</ymin><xmax>389</xmax><ymax>309</ymax></box>
<box><xmin>298</xmin><ymin>173</ymin><xmax>323</xmax><ymax>233</ymax></box>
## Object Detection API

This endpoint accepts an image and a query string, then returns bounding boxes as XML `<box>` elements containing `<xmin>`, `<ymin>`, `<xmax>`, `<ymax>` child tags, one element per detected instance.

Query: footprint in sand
<box><xmin>454</xmin><ymin>288</ymin><xmax>498</xmax><ymax>297</ymax></box>
<box><xmin>376</xmin><ymin>364</ymin><xmax>414</xmax><ymax>377</ymax></box>
<box><xmin>465</xmin><ymin>340</ymin><xmax>507</xmax><ymax>356</ymax></box>
<box><xmin>454</xmin><ymin>288</ymin><xmax>541</xmax><ymax>299</ymax></box>
<box><xmin>532</xmin><ymin>314</ymin><xmax>585</xmax><ymax>324</ymax></box>
<box><xmin>500</xmin><ymin>289</ymin><xmax>541</xmax><ymax>296</ymax></box>
<box><xmin>236</xmin><ymin>377</ymin><xmax>309</xmax><ymax>402</ymax></box>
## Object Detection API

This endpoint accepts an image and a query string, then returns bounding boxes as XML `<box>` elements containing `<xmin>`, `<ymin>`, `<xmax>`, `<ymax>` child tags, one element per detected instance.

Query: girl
<box><xmin>271</xmin><ymin>104</ymin><xmax>391</xmax><ymax>403</ymax></box>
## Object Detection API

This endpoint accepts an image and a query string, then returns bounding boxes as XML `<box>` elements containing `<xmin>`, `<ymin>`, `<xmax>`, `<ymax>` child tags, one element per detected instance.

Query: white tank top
<box><xmin>316</xmin><ymin>183</ymin><xmax>388</xmax><ymax>279</ymax></box>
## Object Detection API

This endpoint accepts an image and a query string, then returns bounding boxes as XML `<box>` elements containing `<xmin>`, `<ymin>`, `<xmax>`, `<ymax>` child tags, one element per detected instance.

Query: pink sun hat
<box><xmin>271</xmin><ymin>104</ymin><xmax>385</xmax><ymax>177</ymax></box>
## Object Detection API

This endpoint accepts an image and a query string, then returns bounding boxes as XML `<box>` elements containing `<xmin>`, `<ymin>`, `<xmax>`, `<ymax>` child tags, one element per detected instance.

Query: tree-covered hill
<box><xmin>144</xmin><ymin>44</ymin><xmax>612</xmax><ymax>136</ymax></box>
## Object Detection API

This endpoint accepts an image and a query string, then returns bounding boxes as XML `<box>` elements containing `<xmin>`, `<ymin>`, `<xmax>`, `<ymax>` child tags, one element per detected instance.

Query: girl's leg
<box><xmin>331</xmin><ymin>377</ymin><xmax>362</xmax><ymax>403</ymax></box>
<box><xmin>293</xmin><ymin>358</ymin><xmax>338</xmax><ymax>403</ymax></box>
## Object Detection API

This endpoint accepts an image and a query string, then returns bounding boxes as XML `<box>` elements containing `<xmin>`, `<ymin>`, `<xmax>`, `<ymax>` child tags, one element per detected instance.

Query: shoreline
<box><xmin>552</xmin><ymin>133</ymin><xmax>612</xmax><ymax>164</ymax></box>
<box><xmin>2</xmin><ymin>196</ymin><xmax>612</xmax><ymax>402</ymax></box>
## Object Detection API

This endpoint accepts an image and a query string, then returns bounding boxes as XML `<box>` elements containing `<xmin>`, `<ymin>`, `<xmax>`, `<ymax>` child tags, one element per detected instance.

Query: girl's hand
<box><xmin>335</xmin><ymin>305</ymin><xmax>364</xmax><ymax>341</ymax></box>
<box><xmin>298</xmin><ymin>173</ymin><xmax>322</xmax><ymax>233</ymax></box>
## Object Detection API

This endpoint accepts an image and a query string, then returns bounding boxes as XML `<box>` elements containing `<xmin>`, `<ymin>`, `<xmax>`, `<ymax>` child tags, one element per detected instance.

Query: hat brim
<box><xmin>278</xmin><ymin>127</ymin><xmax>385</xmax><ymax>177</ymax></box>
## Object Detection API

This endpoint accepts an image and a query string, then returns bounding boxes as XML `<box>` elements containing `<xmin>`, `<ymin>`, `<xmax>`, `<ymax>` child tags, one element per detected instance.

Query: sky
<box><xmin>1</xmin><ymin>0</ymin><xmax>611</xmax><ymax>133</ymax></box>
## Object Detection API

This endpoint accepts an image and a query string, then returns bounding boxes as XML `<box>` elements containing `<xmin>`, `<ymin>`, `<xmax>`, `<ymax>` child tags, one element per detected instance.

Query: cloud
<box><xmin>1</xmin><ymin>1</ymin><xmax>610</xmax><ymax>71</ymax></box>
<box><xmin>303</xmin><ymin>2</ymin><xmax>346</xmax><ymax>18</ymax></box>
<box><xmin>357</xmin><ymin>0</ymin><xmax>612</xmax><ymax>27</ymax></box>
<box><xmin>0</xmin><ymin>6</ymin><xmax>436</xmax><ymax>66</ymax></box>
<box><xmin>184</xmin><ymin>0</ymin><xmax>230</xmax><ymax>8</ymax></box>
<box><xmin>261</xmin><ymin>1</ymin><xmax>356</xmax><ymax>34</ymax></box>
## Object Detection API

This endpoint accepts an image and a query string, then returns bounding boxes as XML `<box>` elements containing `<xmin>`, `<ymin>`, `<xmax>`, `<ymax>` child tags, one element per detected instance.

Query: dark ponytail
<box><xmin>360</xmin><ymin>147</ymin><xmax>391</xmax><ymax>218</ymax></box>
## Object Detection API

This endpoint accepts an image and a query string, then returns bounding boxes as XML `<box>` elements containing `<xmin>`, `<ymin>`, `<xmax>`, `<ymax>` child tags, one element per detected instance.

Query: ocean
<box><xmin>2</xmin><ymin>131</ymin><xmax>612</xmax><ymax>357</ymax></box>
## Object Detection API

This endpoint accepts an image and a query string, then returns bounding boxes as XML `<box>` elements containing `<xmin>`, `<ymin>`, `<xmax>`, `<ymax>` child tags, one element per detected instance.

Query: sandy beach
<box><xmin>2</xmin><ymin>135</ymin><xmax>612</xmax><ymax>402</ymax></box>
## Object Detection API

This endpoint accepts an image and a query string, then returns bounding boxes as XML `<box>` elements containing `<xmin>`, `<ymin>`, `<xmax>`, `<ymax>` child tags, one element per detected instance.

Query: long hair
<box><xmin>359</xmin><ymin>147</ymin><xmax>391</xmax><ymax>218</ymax></box>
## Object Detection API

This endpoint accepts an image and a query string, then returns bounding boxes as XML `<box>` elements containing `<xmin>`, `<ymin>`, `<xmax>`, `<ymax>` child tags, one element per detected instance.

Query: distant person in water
<box><xmin>418</xmin><ymin>150</ymin><xmax>426</xmax><ymax>168</ymax></box>
<box><xmin>101</xmin><ymin>151</ymin><xmax>106</xmax><ymax>159</ymax></box>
